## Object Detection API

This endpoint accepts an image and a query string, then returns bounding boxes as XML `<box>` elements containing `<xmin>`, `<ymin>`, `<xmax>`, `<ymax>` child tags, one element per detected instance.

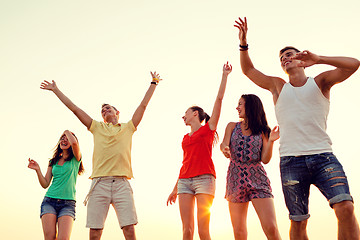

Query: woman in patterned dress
<box><xmin>220</xmin><ymin>94</ymin><xmax>282</xmax><ymax>240</ymax></box>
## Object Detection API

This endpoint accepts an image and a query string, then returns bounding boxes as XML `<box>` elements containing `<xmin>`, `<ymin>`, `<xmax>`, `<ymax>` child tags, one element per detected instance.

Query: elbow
<box><xmin>355</xmin><ymin>59</ymin><xmax>360</xmax><ymax>71</ymax></box>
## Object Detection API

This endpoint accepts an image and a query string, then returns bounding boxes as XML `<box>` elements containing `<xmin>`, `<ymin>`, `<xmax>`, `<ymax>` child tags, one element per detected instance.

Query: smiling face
<box><xmin>59</xmin><ymin>134</ymin><xmax>71</xmax><ymax>150</ymax></box>
<box><xmin>279</xmin><ymin>47</ymin><xmax>301</xmax><ymax>73</ymax></box>
<box><xmin>280</xmin><ymin>49</ymin><xmax>298</xmax><ymax>72</ymax></box>
<box><xmin>182</xmin><ymin>108</ymin><xmax>197</xmax><ymax>126</ymax></box>
<box><xmin>236</xmin><ymin>97</ymin><xmax>246</xmax><ymax>119</ymax></box>
<box><xmin>101</xmin><ymin>104</ymin><xmax>119</xmax><ymax>122</ymax></box>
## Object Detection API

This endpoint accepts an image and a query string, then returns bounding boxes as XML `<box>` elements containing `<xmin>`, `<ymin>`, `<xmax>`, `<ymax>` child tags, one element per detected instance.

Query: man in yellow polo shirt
<box><xmin>40</xmin><ymin>72</ymin><xmax>162</xmax><ymax>240</ymax></box>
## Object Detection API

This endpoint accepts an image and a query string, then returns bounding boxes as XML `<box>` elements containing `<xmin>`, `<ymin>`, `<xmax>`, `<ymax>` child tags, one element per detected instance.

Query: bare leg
<box><xmin>122</xmin><ymin>224</ymin><xmax>136</xmax><ymax>240</ymax></box>
<box><xmin>290</xmin><ymin>220</ymin><xmax>308</xmax><ymax>240</ymax></box>
<box><xmin>228</xmin><ymin>202</ymin><xmax>249</xmax><ymax>240</ymax></box>
<box><xmin>333</xmin><ymin>201</ymin><xmax>360</xmax><ymax>240</ymax></box>
<box><xmin>57</xmin><ymin>215</ymin><xmax>74</xmax><ymax>240</ymax></box>
<box><xmin>195</xmin><ymin>194</ymin><xmax>214</xmax><ymax>240</ymax></box>
<box><xmin>41</xmin><ymin>214</ymin><xmax>57</xmax><ymax>240</ymax></box>
<box><xmin>89</xmin><ymin>228</ymin><xmax>103</xmax><ymax>240</ymax></box>
<box><xmin>252</xmin><ymin>198</ymin><xmax>281</xmax><ymax>240</ymax></box>
<box><xmin>179</xmin><ymin>193</ymin><xmax>195</xmax><ymax>240</ymax></box>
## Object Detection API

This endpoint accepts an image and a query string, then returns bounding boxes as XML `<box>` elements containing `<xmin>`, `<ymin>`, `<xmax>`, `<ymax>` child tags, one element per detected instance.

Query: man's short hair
<box><xmin>102</xmin><ymin>103</ymin><xmax>118</xmax><ymax>112</ymax></box>
<box><xmin>279</xmin><ymin>46</ymin><xmax>301</xmax><ymax>56</ymax></box>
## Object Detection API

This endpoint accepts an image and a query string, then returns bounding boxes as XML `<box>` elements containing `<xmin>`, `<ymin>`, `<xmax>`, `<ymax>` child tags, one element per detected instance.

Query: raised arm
<box><xmin>220</xmin><ymin>122</ymin><xmax>236</xmax><ymax>158</ymax></box>
<box><xmin>40</xmin><ymin>80</ymin><xmax>93</xmax><ymax>129</ymax></box>
<box><xmin>234</xmin><ymin>17</ymin><xmax>284</xmax><ymax>97</ymax></box>
<box><xmin>293</xmin><ymin>51</ymin><xmax>360</xmax><ymax>97</ymax></box>
<box><xmin>28</xmin><ymin>158</ymin><xmax>53</xmax><ymax>188</ymax></box>
<box><xmin>207</xmin><ymin>62</ymin><xmax>232</xmax><ymax>130</ymax></box>
<box><xmin>63</xmin><ymin>130</ymin><xmax>81</xmax><ymax>161</ymax></box>
<box><xmin>261</xmin><ymin>126</ymin><xmax>280</xmax><ymax>164</ymax></box>
<box><xmin>132</xmin><ymin>72</ymin><xmax>162</xmax><ymax>128</ymax></box>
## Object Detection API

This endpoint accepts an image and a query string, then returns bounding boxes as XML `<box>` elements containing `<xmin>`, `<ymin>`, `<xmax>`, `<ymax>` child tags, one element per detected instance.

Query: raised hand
<box><xmin>28</xmin><ymin>158</ymin><xmax>40</xmax><ymax>171</ymax></box>
<box><xmin>234</xmin><ymin>17</ymin><xmax>248</xmax><ymax>44</ymax></box>
<box><xmin>223</xmin><ymin>61</ymin><xmax>233</xmax><ymax>75</ymax></box>
<box><xmin>40</xmin><ymin>80</ymin><xmax>57</xmax><ymax>91</ymax></box>
<box><xmin>150</xmin><ymin>71</ymin><xmax>162</xmax><ymax>84</ymax></box>
<box><xmin>269</xmin><ymin>126</ymin><xmax>280</xmax><ymax>142</ymax></box>
<box><xmin>291</xmin><ymin>50</ymin><xmax>320</xmax><ymax>68</ymax></box>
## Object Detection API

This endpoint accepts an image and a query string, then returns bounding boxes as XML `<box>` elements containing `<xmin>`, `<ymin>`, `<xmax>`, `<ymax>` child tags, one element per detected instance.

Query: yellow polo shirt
<box><xmin>89</xmin><ymin>120</ymin><xmax>136</xmax><ymax>179</ymax></box>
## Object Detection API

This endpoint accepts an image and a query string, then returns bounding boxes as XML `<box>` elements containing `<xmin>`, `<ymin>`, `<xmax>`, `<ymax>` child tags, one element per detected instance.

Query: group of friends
<box><xmin>28</xmin><ymin>17</ymin><xmax>360</xmax><ymax>240</ymax></box>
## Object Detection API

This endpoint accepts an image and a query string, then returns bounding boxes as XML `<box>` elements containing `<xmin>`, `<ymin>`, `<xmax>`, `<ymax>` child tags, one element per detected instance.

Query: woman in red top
<box><xmin>167</xmin><ymin>62</ymin><xmax>232</xmax><ymax>240</ymax></box>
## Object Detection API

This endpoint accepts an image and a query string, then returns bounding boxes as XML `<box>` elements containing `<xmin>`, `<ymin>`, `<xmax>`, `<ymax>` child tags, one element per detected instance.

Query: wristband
<box><xmin>151</xmin><ymin>81</ymin><xmax>158</xmax><ymax>85</ymax></box>
<box><xmin>239</xmin><ymin>44</ymin><xmax>249</xmax><ymax>51</ymax></box>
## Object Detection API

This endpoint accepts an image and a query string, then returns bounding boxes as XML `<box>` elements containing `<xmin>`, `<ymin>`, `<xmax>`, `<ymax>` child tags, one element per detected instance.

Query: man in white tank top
<box><xmin>234</xmin><ymin>17</ymin><xmax>360</xmax><ymax>240</ymax></box>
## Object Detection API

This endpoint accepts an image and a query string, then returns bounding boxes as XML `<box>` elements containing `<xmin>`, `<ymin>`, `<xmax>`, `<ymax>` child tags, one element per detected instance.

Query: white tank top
<box><xmin>275</xmin><ymin>77</ymin><xmax>332</xmax><ymax>157</ymax></box>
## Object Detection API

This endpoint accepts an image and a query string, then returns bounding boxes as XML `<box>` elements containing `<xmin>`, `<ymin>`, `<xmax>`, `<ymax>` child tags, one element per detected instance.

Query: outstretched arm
<box><xmin>40</xmin><ymin>81</ymin><xmax>93</xmax><ymax>129</ymax></box>
<box><xmin>132</xmin><ymin>72</ymin><xmax>162</xmax><ymax>128</ymax></box>
<box><xmin>220</xmin><ymin>122</ymin><xmax>236</xmax><ymax>158</ymax></box>
<box><xmin>261</xmin><ymin>126</ymin><xmax>280</xmax><ymax>164</ymax></box>
<box><xmin>208</xmin><ymin>62</ymin><xmax>232</xmax><ymax>130</ymax></box>
<box><xmin>63</xmin><ymin>130</ymin><xmax>81</xmax><ymax>161</ymax></box>
<box><xmin>28</xmin><ymin>158</ymin><xmax>52</xmax><ymax>188</ymax></box>
<box><xmin>234</xmin><ymin>17</ymin><xmax>284</xmax><ymax>98</ymax></box>
<box><xmin>293</xmin><ymin>51</ymin><xmax>360</xmax><ymax>96</ymax></box>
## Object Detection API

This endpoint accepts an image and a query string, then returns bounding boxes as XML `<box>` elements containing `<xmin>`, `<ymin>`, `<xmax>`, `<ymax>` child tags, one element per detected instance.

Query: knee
<box><xmin>291</xmin><ymin>220</ymin><xmax>307</xmax><ymax>232</ymax></box>
<box><xmin>183</xmin><ymin>226</ymin><xmax>194</xmax><ymax>238</ymax></box>
<box><xmin>198</xmin><ymin>228</ymin><xmax>210</xmax><ymax>239</ymax></box>
<box><xmin>334</xmin><ymin>201</ymin><xmax>355</xmax><ymax>220</ymax></box>
<box><xmin>89</xmin><ymin>228</ymin><xmax>103</xmax><ymax>240</ymax></box>
<box><xmin>123</xmin><ymin>225</ymin><xmax>136</xmax><ymax>238</ymax></box>
<box><xmin>43</xmin><ymin>232</ymin><xmax>56</xmax><ymax>240</ymax></box>
<box><xmin>57</xmin><ymin>236</ymin><xmax>70</xmax><ymax>240</ymax></box>
<box><xmin>233</xmin><ymin>228</ymin><xmax>247</xmax><ymax>240</ymax></box>
<box><xmin>263</xmin><ymin>222</ymin><xmax>279</xmax><ymax>237</ymax></box>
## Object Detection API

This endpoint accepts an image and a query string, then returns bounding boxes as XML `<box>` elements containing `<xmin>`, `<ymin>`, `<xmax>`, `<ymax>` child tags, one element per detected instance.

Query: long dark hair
<box><xmin>189</xmin><ymin>106</ymin><xmax>219</xmax><ymax>145</ymax></box>
<box><xmin>241</xmin><ymin>94</ymin><xmax>271</xmax><ymax>137</ymax></box>
<box><xmin>49</xmin><ymin>133</ymin><xmax>84</xmax><ymax>175</ymax></box>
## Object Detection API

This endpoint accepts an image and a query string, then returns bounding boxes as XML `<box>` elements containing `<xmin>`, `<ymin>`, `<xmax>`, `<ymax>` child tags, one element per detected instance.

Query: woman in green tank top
<box><xmin>28</xmin><ymin>130</ymin><xmax>84</xmax><ymax>240</ymax></box>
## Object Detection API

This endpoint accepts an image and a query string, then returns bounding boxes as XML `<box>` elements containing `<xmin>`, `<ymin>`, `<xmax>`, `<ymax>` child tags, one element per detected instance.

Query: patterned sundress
<box><xmin>225</xmin><ymin>122</ymin><xmax>273</xmax><ymax>203</ymax></box>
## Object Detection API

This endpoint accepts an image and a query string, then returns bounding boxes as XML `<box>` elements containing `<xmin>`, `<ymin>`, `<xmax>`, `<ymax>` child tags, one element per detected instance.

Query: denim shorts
<box><xmin>177</xmin><ymin>174</ymin><xmax>216</xmax><ymax>196</ymax></box>
<box><xmin>40</xmin><ymin>197</ymin><xmax>76</xmax><ymax>220</ymax></box>
<box><xmin>280</xmin><ymin>152</ymin><xmax>353</xmax><ymax>221</ymax></box>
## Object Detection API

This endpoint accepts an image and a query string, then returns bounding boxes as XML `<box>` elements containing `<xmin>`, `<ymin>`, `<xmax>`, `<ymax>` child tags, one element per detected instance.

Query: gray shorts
<box><xmin>86</xmin><ymin>177</ymin><xmax>138</xmax><ymax>229</ymax></box>
<box><xmin>177</xmin><ymin>174</ymin><xmax>216</xmax><ymax>196</ymax></box>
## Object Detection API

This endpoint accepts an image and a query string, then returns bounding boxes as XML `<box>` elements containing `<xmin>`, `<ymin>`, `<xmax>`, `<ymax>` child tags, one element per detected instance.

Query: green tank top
<box><xmin>45</xmin><ymin>156</ymin><xmax>81</xmax><ymax>200</ymax></box>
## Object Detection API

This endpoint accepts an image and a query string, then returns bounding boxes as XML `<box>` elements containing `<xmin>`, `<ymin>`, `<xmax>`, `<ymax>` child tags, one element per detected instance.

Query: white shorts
<box><xmin>86</xmin><ymin>177</ymin><xmax>138</xmax><ymax>229</ymax></box>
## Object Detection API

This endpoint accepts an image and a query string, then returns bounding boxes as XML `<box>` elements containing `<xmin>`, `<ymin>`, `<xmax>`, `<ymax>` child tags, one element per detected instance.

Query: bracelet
<box><xmin>239</xmin><ymin>44</ymin><xmax>249</xmax><ymax>51</ymax></box>
<box><xmin>151</xmin><ymin>81</ymin><xmax>158</xmax><ymax>85</ymax></box>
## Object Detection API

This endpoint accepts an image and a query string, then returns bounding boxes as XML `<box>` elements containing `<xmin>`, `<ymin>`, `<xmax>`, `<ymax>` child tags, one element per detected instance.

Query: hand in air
<box><xmin>234</xmin><ymin>17</ymin><xmax>248</xmax><ymax>43</ymax></box>
<box><xmin>269</xmin><ymin>126</ymin><xmax>280</xmax><ymax>142</ymax></box>
<box><xmin>40</xmin><ymin>80</ymin><xmax>57</xmax><ymax>91</ymax></box>
<box><xmin>223</xmin><ymin>61</ymin><xmax>233</xmax><ymax>75</ymax></box>
<box><xmin>150</xmin><ymin>71</ymin><xmax>162</xmax><ymax>84</ymax></box>
<box><xmin>28</xmin><ymin>158</ymin><xmax>40</xmax><ymax>171</ymax></box>
<box><xmin>291</xmin><ymin>50</ymin><xmax>320</xmax><ymax>68</ymax></box>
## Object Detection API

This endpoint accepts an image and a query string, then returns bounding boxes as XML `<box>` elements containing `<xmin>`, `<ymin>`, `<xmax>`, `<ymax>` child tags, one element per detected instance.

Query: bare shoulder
<box><xmin>226</xmin><ymin>122</ymin><xmax>237</xmax><ymax>131</ymax></box>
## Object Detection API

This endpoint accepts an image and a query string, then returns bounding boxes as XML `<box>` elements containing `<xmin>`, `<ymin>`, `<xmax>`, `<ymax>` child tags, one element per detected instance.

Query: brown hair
<box><xmin>49</xmin><ymin>133</ymin><xmax>84</xmax><ymax>175</ymax></box>
<box><xmin>279</xmin><ymin>46</ymin><xmax>300</xmax><ymax>56</ymax></box>
<box><xmin>189</xmin><ymin>106</ymin><xmax>219</xmax><ymax>145</ymax></box>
